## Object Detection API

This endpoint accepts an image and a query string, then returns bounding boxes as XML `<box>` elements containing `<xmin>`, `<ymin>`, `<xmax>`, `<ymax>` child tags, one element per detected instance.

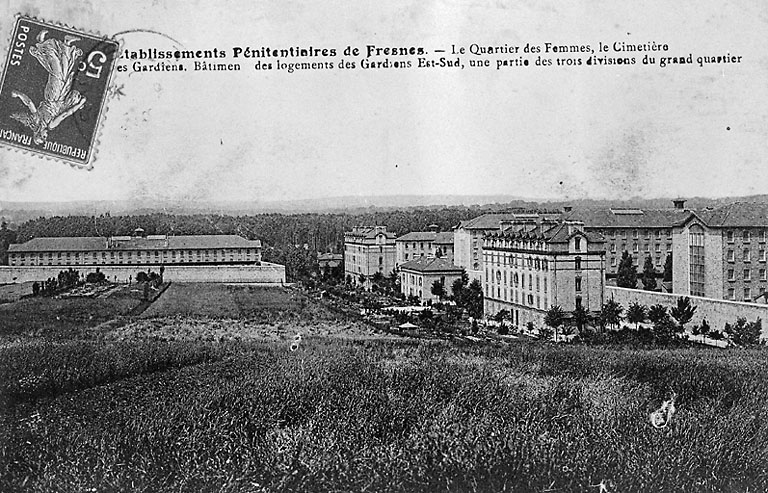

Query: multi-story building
<box><xmin>454</xmin><ymin>210</ymin><xmax>563</xmax><ymax>283</ymax></box>
<box><xmin>483</xmin><ymin>220</ymin><xmax>605</xmax><ymax>331</ymax></box>
<box><xmin>2</xmin><ymin>230</ymin><xmax>286</xmax><ymax>284</ymax></box>
<box><xmin>568</xmin><ymin>201</ymin><xmax>690</xmax><ymax>281</ymax></box>
<box><xmin>399</xmin><ymin>256</ymin><xmax>464</xmax><ymax>304</ymax></box>
<box><xmin>8</xmin><ymin>231</ymin><xmax>263</xmax><ymax>267</ymax></box>
<box><xmin>395</xmin><ymin>229</ymin><xmax>455</xmax><ymax>266</ymax></box>
<box><xmin>343</xmin><ymin>226</ymin><xmax>396</xmax><ymax>286</ymax></box>
<box><xmin>672</xmin><ymin>202</ymin><xmax>768</xmax><ymax>302</ymax></box>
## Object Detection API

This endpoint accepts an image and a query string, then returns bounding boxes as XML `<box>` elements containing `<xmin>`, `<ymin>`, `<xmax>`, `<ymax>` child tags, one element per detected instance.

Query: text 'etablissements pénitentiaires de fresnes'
<box><xmin>118</xmin><ymin>41</ymin><xmax>742</xmax><ymax>74</ymax></box>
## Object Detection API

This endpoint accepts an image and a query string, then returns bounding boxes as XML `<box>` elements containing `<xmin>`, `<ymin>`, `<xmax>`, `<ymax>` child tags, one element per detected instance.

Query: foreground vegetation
<box><xmin>2</xmin><ymin>338</ymin><xmax>767</xmax><ymax>492</ymax></box>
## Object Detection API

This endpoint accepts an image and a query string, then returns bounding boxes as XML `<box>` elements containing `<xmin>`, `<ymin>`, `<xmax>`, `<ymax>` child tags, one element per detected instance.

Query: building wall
<box><xmin>400</xmin><ymin>270</ymin><xmax>462</xmax><ymax>303</ymax></box>
<box><xmin>606</xmin><ymin>286</ymin><xmax>768</xmax><ymax>339</ymax></box>
<box><xmin>453</xmin><ymin>228</ymin><xmax>472</xmax><ymax>272</ymax></box>
<box><xmin>0</xmin><ymin>262</ymin><xmax>286</xmax><ymax>284</ymax></box>
<box><xmin>720</xmin><ymin>228</ymin><xmax>768</xmax><ymax>302</ymax></box>
<box><xmin>9</xmin><ymin>247</ymin><xmax>262</xmax><ymax>267</ymax></box>
<box><xmin>344</xmin><ymin>231</ymin><xmax>396</xmax><ymax>285</ymax></box>
<box><xmin>590</xmin><ymin>227</ymin><xmax>673</xmax><ymax>275</ymax></box>
<box><xmin>396</xmin><ymin>240</ymin><xmax>432</xmax><ymax>266</ymax></box>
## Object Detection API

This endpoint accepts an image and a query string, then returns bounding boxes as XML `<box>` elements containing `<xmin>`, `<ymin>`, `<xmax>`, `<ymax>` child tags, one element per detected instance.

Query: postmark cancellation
<box><xmin>0</xmin><ymin>16</ymin><xmax>119</xmax><ymax>168</ymax></box>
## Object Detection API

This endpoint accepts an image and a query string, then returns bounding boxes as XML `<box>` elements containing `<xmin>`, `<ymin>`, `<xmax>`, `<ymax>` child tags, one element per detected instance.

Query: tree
<box><xmin>616</xmin><ymin>251</ymin><xmax>638</xmax><ymax>288</ymax></box>
<box><xmin>544</xmin><ymin>305</ymin><xmax>566</xmax><ymax>341</ymax></box>
<box><xmin>358</xmin><ymin>273</ymin><xmax>366</xmax><ymax>286</ymax></box>
<box><xmin>648</xmin><ymin>304</ymin><xmax>668</xmax><ymax>325</ymax></box>
<box><xmin>571</xmin><ymin>304</ymin><xmax>591</xmax><ymax>334</ymax></box>
<box><xmin>600</xmin><ymin>299</ymin><xmax>624</xmax><ymax>331</ymax></box>
<box><xmin>431</xmin><ymin>279</ymin><xmax>446</xmax><ymax>302</ymax></box>
<box><xmin>463</xmin><ymin>279</ymin><xmax>484</xmax><ymax>319</ymax></box>
<box><xmin>494</xmin><ymin>309</ymin><xmax>510</xmax><ymax>334</ymax></box>
<box><xmin>372</xmin><ymin>271</ymin><xmax>384</xmax><ymax>285</ymax></box>
<box><xmin>626</xmin><ymin>301</ymin><xmax>647</xmax><ymax>329</ymax></box>
<box><xmin>451</xmin><ymin>269</ymin><xmax>469</xmax><ymax>302</ymax></box>
<box><xmin>663</xmin><ymin>254</ymin><xmax>673</xmax><ymax>283</ymax></box>
<box><xmin>670</xmin><ymin>296</ymin><xmax>696</xmax><ymax>333</ymax></box>
<box><xmin>699</xmin><ymin>318</ymin><xmax>711</xmax><ymax>340</ymax></box>
<box><xmin>641</xmin><ymin>256</ymin><xmax>658</xmax><ymax>291</ymax></box>
<box><xmin>724</xmin><ymin>317</ymin><xmax>763</xmax><ymax>346</ymax></box>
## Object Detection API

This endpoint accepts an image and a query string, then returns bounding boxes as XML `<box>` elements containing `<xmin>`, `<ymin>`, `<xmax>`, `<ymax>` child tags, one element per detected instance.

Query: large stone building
<box><xmin>343</xmin><ymin>226</ymin><xmax>396</xmax><ymax>286</ymax></box>
<box><xmin>395</xmin><ymin>229</ymin><xmax>454</xmax><ymax>266</ymax></box>
<box><xmin>454</xmin><ymin>211</ymin><xmax>562</xmax><ymax>283</ymax></box>
<box><xmin>483</xmin><ymin>220</ymin><xmax>606</xmax><ymax>331</ymax></box>
<box><xmin>2</xmin><ymin>230</ymin><xmax>286</xmax><ymax>283</ymax></box>
<box><xmin>399</xmin><ymin>256</ymin><xmax>464</xmax><ymax>304</ymax></box>
<box><xmin>671</xmin><ymin>202</ymin><xmax>768</xmax><ymax>302</ymax></box>
<box><xmin>567</xmin><ymin>201</ymin><xmax>690</xmax><ymax>278</ymax></box>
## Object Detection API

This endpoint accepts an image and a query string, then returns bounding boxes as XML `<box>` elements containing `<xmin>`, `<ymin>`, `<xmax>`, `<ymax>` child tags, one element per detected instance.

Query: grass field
<box><xmin>2</xmin><ymin>336</ymin><xmax>768</xmax><ymax>492</ymax></box>
<box><xmin>141</xmin><ymin>284</ymin><xmax>311</xmax><ymax>319</ymax></box>
<box><xmin>0</xmin><ymin>286</ymin><xmax>142</xmax><ymax>339</ymax></box>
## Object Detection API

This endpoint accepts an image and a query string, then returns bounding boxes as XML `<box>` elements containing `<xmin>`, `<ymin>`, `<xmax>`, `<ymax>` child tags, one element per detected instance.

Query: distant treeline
<box><xmin>6</xmin><ymin>209</ymin><xmax>492</xmax><ymax>260</ymax></box>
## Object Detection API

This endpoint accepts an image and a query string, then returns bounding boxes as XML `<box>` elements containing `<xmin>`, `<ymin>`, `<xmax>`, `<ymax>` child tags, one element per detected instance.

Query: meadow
<box><xmin>2</xmin><ymin>336</ymin><xmax>767</xmax><ymax>492</ymax></box>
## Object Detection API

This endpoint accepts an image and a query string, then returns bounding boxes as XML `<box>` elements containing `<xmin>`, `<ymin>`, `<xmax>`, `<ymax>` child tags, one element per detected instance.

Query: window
<box><xmin>744</xmin><ymin>249</ymin><xmax>751</xmax><ymax>262</ymax></box>
<box><xmin>727</xmin><ymin>288</ymin><xmax>735</xmax><ymax>300</ymax></box>
<box><xmin>655</xmin><ymin>244</ymin><xmax>661</xmax><ymax>252</ymax></box>
<box><xmin>633</xmin><ymin>230</ymin><xmax>638</xmax><ymax>238</ymax></box>
<box><xmin>727</xmin><ymin>230</ymin><xmax>734</xmax><ymax>242</ymax></box>
<box><xmin>655</xmin><ymin>230</ymin><xmax>661</xmax><ymax>239</ymax></box>
<box><xmin>574</xmin><ymin>238</ymin><xmax>581</xmax><ymax>250</ymax></box>
<box><xmin>610</xmin><ymin>243</ymin><xmax>616</xmax><ymax>252</ymax></box>
<box><xmin>760</xmin><ymin>230</ymin><xmax>766</xmax><ymax>243</ymax></box>
<box><xmin>727</xmin><ymin>250</ymin><xmax>735</xmax><ymax>262</ymax></box>
<box><xmin>744</xmin><ymin>269</ymin><xmax>751</xmax><ymax>281</ymax></box>
<box><xmin>575</xmin><ymin>277</ymin><xmax>582</xmax><ymax>292</ymax></box>
<box><xmin>633</xmin><ymin>244</ymin><xmax>639</xmax><ymax>252</ymax></box>
<box><xmin>575</xmin><ymin>257</ymin><xmax>582</xmax><ymax>270</ymax></box>
<box><xmin>744</xmin><ymin>230</ymin><xmax>751</xmax><ymax>242</ymax></box>
<box><xmin>610</xmin><ymin>258</ymin><xmax>617</xmax><ymax>268</ymax></box>
<box><xmin>728</xmin><ymin>269</ymin><xmax>735</xmax><ymax>281</ymax></box>
<box><xmin>760</xmin><ymin>269</ymin><xmax>766</xmax><ymax>281</ymax></box>
<box><xmin>744</xmin><ymin>287</ymin><xmax>752</xmax><ymax>301</ymax></box>
<box><xmin>760</xmin><ymin>250</ymin><xmax>766</xmax><ymax>262</ymax></box>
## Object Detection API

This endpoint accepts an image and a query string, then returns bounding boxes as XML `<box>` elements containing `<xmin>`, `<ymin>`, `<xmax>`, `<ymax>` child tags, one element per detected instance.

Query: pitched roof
<box><xmin>434</xmin><ymin>232</ymin><xmax>454</xmax><ymax>244</ymax></box>
<box><xmin>8</xmin><ymin>235</ymin><xmax>261</xmax><ymax>252</ymax></box>
<box><xmin>396</xmin><ymin>231</ymin><xmax>437</xmax><ymax>242</ymax></box>
<box><xmin>344</xmin><ymin>227</ymin><xmax>396</xmax><ymax>240</ymax></box>
<box><xmin>399</xmin><ymin>256</ymin><xmax>463</xmax><ymax>273</ymax></box>
<box><xmin>457</xmin><ymin>213</ymin><xmax>534</xmax><ymax>230</ymax></box>
<box><xmin>566</xmin><ymin>208</ymin><xmax>692</xmax><ymax>228</ymax></box>
<box><xmin>695</xmin><ymin>202</ymin><xmax>768</xmax><ymax>228</ymax></box>
<box><xmin>491</xmin><ymin>222</ymin><xmax>604</xmax><ymax>244</ymax></box>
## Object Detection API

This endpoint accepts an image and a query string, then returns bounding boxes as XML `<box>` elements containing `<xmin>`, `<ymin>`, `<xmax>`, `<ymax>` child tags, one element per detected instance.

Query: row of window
<box><xmin>602</xmin><ymin>229</ymin><xmax>672</xmax><ymax>240</ymax></box>
<box><xmin>727</xmin><ymin>268</ymin><xmax>767</xmax><ymax>282</ymax></box>
<box><xmin>726</xmin><ymin>230</ymin><xmax>767</xmax><ymax>243</ymax></box>
<box><xmin>726</xmin><ymin>249</ymin><xmax>767</xmax><ymax>262</ymax></box>
<box><xmin>726</xmin><ymin>286</ymin><xmax>765</xmax><ymax>301</ymax></box>
<box><xmin>609</xmin><ymin>243</ymin><xmax>671</xmax><ymax>253</ymax></box>
<box><xmin>13</xmin><ymin>249</ymin><xmax>258</xmax><ymax>265</ymax></box>
<box><xmin>486</xmin><ymin>270</ymin><xmax>552</xmax><ymax>294</ymax></box>
<box><xmin>484</xmin><ymin>253</ymin><xmax>552</xmax><ymax>272</ymax></box>
<box><xmin>485</xmin><ymin>284</ymin><xmax>547</xmax><ymax>309</ymax></box>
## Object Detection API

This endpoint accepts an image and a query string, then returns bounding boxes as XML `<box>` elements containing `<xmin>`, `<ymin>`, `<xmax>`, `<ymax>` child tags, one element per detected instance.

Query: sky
<box><xmin>0</xmin><ymin>0</ymin><xmax>767</xmax><ymax>204</ymax></box>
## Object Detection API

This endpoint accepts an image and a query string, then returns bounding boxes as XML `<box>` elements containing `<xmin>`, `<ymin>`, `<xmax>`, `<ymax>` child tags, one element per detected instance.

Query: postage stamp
<box><xmin>0</xmin><ymin>16</ymin><xmax>119</xmax><ymax>168</ymax></box>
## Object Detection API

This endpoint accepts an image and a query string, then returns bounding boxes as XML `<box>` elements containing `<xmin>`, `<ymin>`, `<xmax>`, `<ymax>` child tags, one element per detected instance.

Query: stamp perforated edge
<box><xmin>0</xmin><ymin>13</ymin><xmax>123</xmax><ymax>171</ymax></box>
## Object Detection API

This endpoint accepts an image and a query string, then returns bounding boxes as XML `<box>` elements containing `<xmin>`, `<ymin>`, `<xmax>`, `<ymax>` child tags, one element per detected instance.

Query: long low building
<box><xmin>1</xmin><ymin>231</ymin><xmax>285</xmax><ymax>284</ymax></box>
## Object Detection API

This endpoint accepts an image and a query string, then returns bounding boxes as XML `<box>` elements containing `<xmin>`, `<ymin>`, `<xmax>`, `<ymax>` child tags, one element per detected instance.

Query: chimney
<box><xmin>673</xmin><ymin>199</ymin><xmax>686</xmax><ymax>210</ymax></box>
<box><xmin>427</xmin><ymin>224</ymin><xmax>439</xmax><ymax>233</ymax></box>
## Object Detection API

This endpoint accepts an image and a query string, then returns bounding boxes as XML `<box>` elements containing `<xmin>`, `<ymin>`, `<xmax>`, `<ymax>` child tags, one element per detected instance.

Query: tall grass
<box><xmin>1</xmin><ymin>339</ymin><xmax>767</xmax><ymax>492</ymax></box>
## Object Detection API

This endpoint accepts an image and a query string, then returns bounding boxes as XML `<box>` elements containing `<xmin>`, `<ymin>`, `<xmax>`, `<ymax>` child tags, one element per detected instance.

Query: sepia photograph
<box><xmin>1</xmin><ymin>0</ymin><xmax>767</xmax><ymax>491</ymax></box>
